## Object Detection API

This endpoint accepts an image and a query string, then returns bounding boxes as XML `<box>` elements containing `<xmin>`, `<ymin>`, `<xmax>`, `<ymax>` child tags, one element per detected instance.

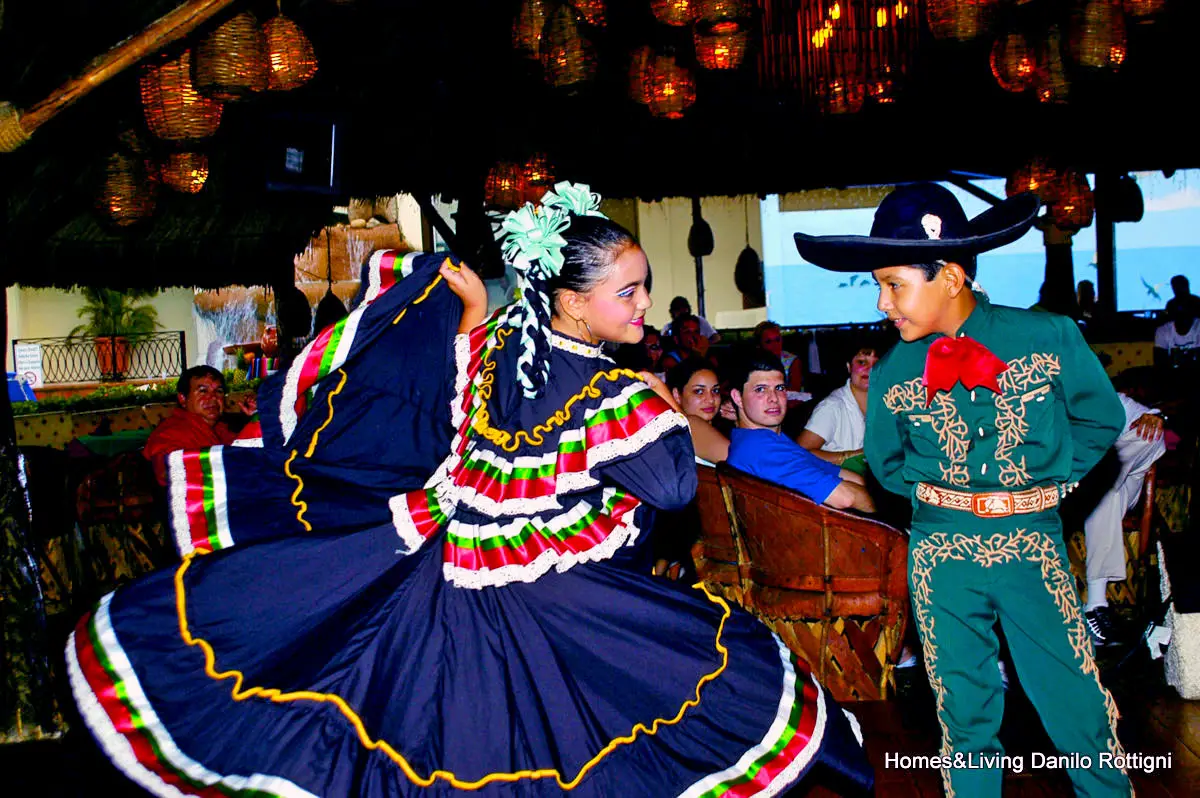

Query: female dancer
<box><xmin>67</xmin><ymin>183</ymin><xmax>870</xmax><ymax>797</ymax></box>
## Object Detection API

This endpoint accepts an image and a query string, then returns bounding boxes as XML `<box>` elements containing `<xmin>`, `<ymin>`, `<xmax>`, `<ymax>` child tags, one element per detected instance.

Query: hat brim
<box><xmin>793</xmin><ymin>193</ymin><xmax>1041</xmax><ymax>273</ymax></box>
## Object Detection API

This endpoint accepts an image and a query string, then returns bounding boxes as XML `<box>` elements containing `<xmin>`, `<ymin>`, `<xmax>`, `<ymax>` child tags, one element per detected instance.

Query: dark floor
<box><xmin>4</xmin><ymin>619</ymin><xmax>1198</xmax><ymax>797</ymax></box>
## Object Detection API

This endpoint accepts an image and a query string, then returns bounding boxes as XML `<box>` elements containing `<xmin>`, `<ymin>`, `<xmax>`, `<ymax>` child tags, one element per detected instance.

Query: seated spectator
<box><xmin>1164</xmin><ymin>274</ymin><xmax>1200</xmax><ymax>320</ymax></box>
<box><xmin>1153</xmin><ymin>293</ymin><xmax>1200</xmax><ymax>369</ymax></box>
<box><xmin>725</xmin><ymin>350</ymin><xmax>874</xmax><ymax>513</ymax></box>
<box><xmin>642</xmin><ymin>325</ymin><xmax>665</xmax><ymax>377</ymax></box>
<box><xmin>143</xmin><ymin>366</ymin><xmax>256</xmax><ymax>486</ymax></box>
<box><xmin>1080</xmin><ymin>392</ymin><xmax>1167</xmax><ymax>647</ymax></box>
<box><xmin>667</xmin><ymin>357</ymin><xmax>728</xmax><ymax>465</ymax></box>
<box><xmin>1076</xmin><ymin>279</ymin><xmax>1097</xmax><ymax>324</ymax></box>
<box><xmin>753</xmin><ymin>320</ymin><xmax>805</xmax><ymax>392</ymax></box>
<box><xmin>797</xmin><ymin>343</ymin><xmax>879</xmax><ymax>467</ymax></box>
<box><xmin>660</xmin><ymin>314</ymin><xmax>719</xmax><ymax>372</ymax></box>
<box><xmin>661</xmin><ymin>295</ymin><xmax>720</xmax><ymax>343</ymax></box>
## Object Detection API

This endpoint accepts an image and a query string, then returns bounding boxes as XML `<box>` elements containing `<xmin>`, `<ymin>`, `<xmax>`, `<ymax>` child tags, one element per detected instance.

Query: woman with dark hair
<box><xmin>67</xmin><ymin>184</ymin><xmax>870</xmax><ymax>798</ymax></box>
<box><xmin>666</xmin><ymin>356</ymin><xmax>729</xmax><ymax>465</ymax></box>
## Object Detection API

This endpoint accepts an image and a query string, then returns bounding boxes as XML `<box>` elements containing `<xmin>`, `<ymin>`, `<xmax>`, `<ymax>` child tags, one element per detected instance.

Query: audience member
<box><xmin>1076</xmin><ymin>280</ymin><xmax>1096</xmax><ymax>323</ymax></box>
<box><xmin>667</xmin><ymin>357</ymin><xmax>728</xmax><ymax>464</ymax></box>
<box><xmin>642</xmin><ymin>325</ymin><xmax>665</xmax><ymax>376</ymax></box>
<box><xmin>797</xmin><ymin>343</ymin><xmax>879</xmax><ymax>467</ymax></box>
<box><xmin>143</xmin><ymin>366</ymin><xmax>256</xmax><ymax>486</ymax></box>
<box><xmin>661</xmin><ymin>296</ymin><xmax>720</xmax><ymax>343</ymax></box>
<box><xmin>1080</xmin><ymin>393</ymin><xmax>1167</xmax><ymax>647</ymax></box>
<box><xmin>1164</xmin><ymin>274</ymin><xmax>1200</xmax><ymax>320</ymax></box>
<box><xmin>660</xmin><ymin>314</ymin><xmax>719</xmax><ymax>372</ymax></box>
<box><xmin>1153</xmin><ymin>290</ymin><xmax>1200</xmax><ymax>369</ymax></box>
<box><xmin>753</xmin><ymin>321</ymin><xmax>805</xmax><ymax>392</ymax></box>
<box><xmin>725</xmin><ymin>350</ymin><xmax>874</xmax><ymax>512</ymax></box>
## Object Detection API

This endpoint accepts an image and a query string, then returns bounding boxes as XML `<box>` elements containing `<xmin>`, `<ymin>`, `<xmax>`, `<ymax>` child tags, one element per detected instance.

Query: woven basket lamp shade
<box><xmin>1124</xmin><ymin>0</ymin><xmax>1167</xmax><ymax>23</ymax></box>
<box><xmin>264</xmin><ymin>14</ymin><xmax>319</xmax><ymax>91</ymax></box>
<box><xmin>513</xmin><ymin>0</ymin><xmax>548</xmax><ymax>59</ymax></box>
<box><xmin>650</xmin><ymin>0</ymin><xmax>693</xmax><ymax>26</ymax></box>
<box><xmin>193</xmin><ymin>12</ymin><xmax>268</xmax><ymax>101</ymax></box>
<box><xmin>925</xmin><ymin>0</ymin><xmax>999</xmax><ymax>42</ymax></box>
<box><xmin>1006</xmin><ymin>157</ymin><xmax>1062</xmax><ymax>203</ymax></box>
<box><xmin>100</xmin><ymin>152</ymin><xmax>157</xmax><ymax>227</ymax></box>
<box><xmin>160</xmin><ymin>152</ymin><xmax>209</xmax><ymax>193</ymax></box>
<box><xmin>991</xmin><ymin>32</ymin><xmax>1037</xmax><ymax>93</ymax></box>
<box><xmin>1048</xmin><ymin>170</ymin><xmax>1095</xmax><ymax>232</ymax></box>
<box><xmin>1034</xmin><ymin>26</ymin><xmax>1070</xmax><ymax>103</ymax></box>
<box><xmin>485</xmin><ymin>162</ymin><xmax>526</xmax><ymax>209</ymax></box>
<box><xmin>571</xmin><ymin>0</ymin><xmax>607</xmax><ymax>28</ymax></box>
<box><xmin>695</xmin><ymin>25</ymin><xmax>750</xmax><ymax>70</ymax></box>
<box><xmin>1071</xmin><ymin>0</ymin><xmax>1127</xmax><ymax>71</ymax></box>
<box><xmin>540</xmin><ymin>4</ymin><xmax>597</xmax><ymax>90</ymax></box>
<box><xmin>523</xmin><ymin>153</ymin><xmax>555</xmax><ymax>203</ymax></box>
<box><xmin>140</xmin><ymin>50</ymin><xmax>224</xmax><ymax>141</ymax></box>
<box><xmin>645</xmin><ymin>54</ymin><xmax>697</xmax><ymax>119</ymax></box>
<box><xmin>629</xmin><ymin>46</ymin><xmax>655</xmax><ymax>104</ymax></box>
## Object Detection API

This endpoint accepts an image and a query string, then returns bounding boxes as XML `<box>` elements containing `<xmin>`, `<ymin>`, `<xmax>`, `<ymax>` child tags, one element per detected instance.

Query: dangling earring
<box><xmin>576</xmin><ymin>316</ymin><xmax>595</xmax><ymax>343</ymax></box>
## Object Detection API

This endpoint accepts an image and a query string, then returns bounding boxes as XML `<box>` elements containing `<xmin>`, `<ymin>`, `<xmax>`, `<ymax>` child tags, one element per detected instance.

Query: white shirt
<box><xmin>1154</xmin><ymin>318</ymin><xmax>1200</xmax><ymax>351</ymax></box>
<box><xmin>803</xmin><ymin>380</ymin><xmax>866</xmax><ymax>452</ymax></box>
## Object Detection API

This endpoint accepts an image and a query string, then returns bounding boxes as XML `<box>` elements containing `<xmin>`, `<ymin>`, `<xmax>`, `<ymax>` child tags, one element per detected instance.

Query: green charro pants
<box><xmin>908</xmin><ymin>512</ymin><xmax>1132</xmax><ymax>798</ymax></box>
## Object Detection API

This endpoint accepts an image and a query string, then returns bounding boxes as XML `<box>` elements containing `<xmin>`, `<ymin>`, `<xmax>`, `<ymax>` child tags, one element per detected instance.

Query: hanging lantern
<box><xmin>140</xmin><ymin>50</ymin><xmax>224</xmax><ymax>141</ymax></box>
<box><xmin>540</xmin><ymin>4</ymin><xmax>597</xmax><ymax>90</ymax></box>
<box><xmin>1034</xmin><ymin>26</ymin><xmax>1070</xmax><ymax>104</ymax></box>
<box><xmin>925</xmin><ymin>0</ymin><xmax>999</xmax><ymax>42</ymax></box>
<box><xmin>485</xmin><ymin>162</ymin><xmax>526</xmax><ymax>209</ymax></box>
<box><xmin>513</xmin><ymin>0</ymin><xmax>548</xmax><ymax>59</ymax></box>
<box><xmin>695</xmin><ymin>0</ymin><xmax>752</xmax><ymax>20</ymax></box>
<box><xmin>695</xmin><ymin>26</ymin><xmax>750</xmax><ymax>70</ymax></box>
<box><xmin>523</xmin><ymin>153</ymin><xmax>555</xmax><ymax>203</ymax></box>
<box><xmin>1124</xmin><ymin>0</ymin><xmax>1167</xmax><ymax>24</ymax></box>
<box><xmin>645</xmin><ymin>54</ymin><xmax>697</xmax><ymax>119</ymax></box>
<box><xmin>1071</xmin><ymin>0</ymin><xmax>1127</xmax><ymax>71</ymax></box>
<box><xmin>263</xmin><ymin>13</ymin><xmax>319</xmax><ymax>91</ymax></box>
<box><xmin>160</xmin><ymin>152</ymin><xmax>210</xmax><ymax>193</ymax></box>
<box><xmin>990</xmin><ymin>32</ymin><xmax>1036</xmax><ymax>93</ymax></box>
<box><xmin>650</xmin><ymin>0</ymin><xmax>693</xmax><ymax>26</ymax></box>
<box><xmin>1048</xmin><ymin>170</ymin><xmax>1095</xmax><ymax>232</ymax></box>
<box><xmin>629</xmin><ymin>46</ymin><xmax>655</xmax><ymax>104</ymax></box>
<box><xmin>193</xmin><ymin>12</ymin><xmax>268</xmax><ymax>101</ymax></box>
<box><xmin>99</xmin><ymin>152</ymin><xmax>157</xmax><ymax>227</ymax></box>
<box><xmin>1006</xmin><ymin>157</ymin><xmax>1062</xmax><ymax>203</ymax></box>
<box><xmin>570</xmin><ymin>0</ymin><xmax>607</xmax><ymax>28</ymax></box>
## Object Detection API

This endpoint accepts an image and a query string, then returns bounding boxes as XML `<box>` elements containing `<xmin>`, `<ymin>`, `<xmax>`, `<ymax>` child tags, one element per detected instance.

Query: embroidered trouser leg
<box><xmin>909</xmin><ymin>524</ymin><xmax>1132</xmax><ymax>798</ymax></box>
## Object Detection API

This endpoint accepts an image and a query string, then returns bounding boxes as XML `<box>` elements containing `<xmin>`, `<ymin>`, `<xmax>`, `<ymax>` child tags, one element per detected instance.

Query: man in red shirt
<box><xmin>144</xmin><ymin>366</ymin><xmax>256</xmax><ymax>485</ymax></box>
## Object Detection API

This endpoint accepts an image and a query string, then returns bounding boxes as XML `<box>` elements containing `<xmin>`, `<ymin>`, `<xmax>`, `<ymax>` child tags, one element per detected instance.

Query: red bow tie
<box><xmin>923</xmin><ymin>335</ymin><xmax>1008</xmax><ymax>407</ymax></box>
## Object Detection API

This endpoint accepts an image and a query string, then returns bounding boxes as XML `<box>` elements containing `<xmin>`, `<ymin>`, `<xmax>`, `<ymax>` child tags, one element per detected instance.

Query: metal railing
<box><xmin>12</xmin><ymin>332</ymin><xmax>187</xmax><ymax>384</ymax></box>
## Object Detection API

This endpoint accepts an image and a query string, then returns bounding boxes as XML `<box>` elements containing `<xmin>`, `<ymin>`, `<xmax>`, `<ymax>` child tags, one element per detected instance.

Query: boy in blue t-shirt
<box><xmin>726</xmin><ymin>350</ymin><xmax>875</xmax><ymax>513</ymax></box>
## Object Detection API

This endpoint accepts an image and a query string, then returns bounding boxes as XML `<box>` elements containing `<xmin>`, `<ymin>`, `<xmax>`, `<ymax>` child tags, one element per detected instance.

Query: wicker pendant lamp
<box><xmin>1071</xmin><ymin>0</ymin><xmax>1127</xmax><ymax>71</ymax></box>
<box><xmin>160</xmin><ymin>151</ymin><xmax>209</xmax><ymax>194</ymax></box>
<box><xmin>629</xmin><ymin>46</ymin><xmax>655</xmax><ymax>104</ymax></box>
<box><xmin>1006</xmin><ymin>157</ymin><xmax>1061</xmax><ymax>203</ymax></box>
<box><xmin>1034</xmin><ymin>26</ymin><xmax>1070</xmax><ymax>104</ymax></box>
<box><xmin>140</xmin><ymin>50</ymin><xmax>224</xmax><ymax>141</ymax></box>
<box><xmin>264</xmin><ymin>6</ymin><xmax>319</xmax><ymax>91</ymax></box>
<box><xmin>193</xmin><ymin>11</ymin><xmax>268</xmax><ymax>101</ymax></box>
<box><xmin>645</xmin><ymin>54</ymin><xmax>697</xmax><ymax>119</ymax></box>
<box><xmin>990</xmin><ymin>31</ymin><xmax>1037</xmax><ymax>93</ymax></box>
<box><xmin>540</xmin><ymin>4</ymin><xmax>597</xmax><ymax>90</ymax></box>
<box><xmin>485</xmin><ymin>162</ymin><xmax>526</xmax><ymax>209</ymax></box>
<box><xmin>570</xmin><ymin>0</ymin><xmax>606</xmax><ymax>28</ymax></box>
<box><xmin>650</xmin><ymin>0</ymin><xmax>693</xmax><ymax>26</ymax></box>
<box><xmin>513</xmin><ymin>0</ymin><xmax>549</xmax><ymax>59</ymax></box>
<box><xmin>1124</xmin><ymin>0</ymin><xmax>1167</xmax><ymax>24</ymax></box>
<box><xmin>523</xmin><ymin>153</ymin><xmax>555</xmax><ymax>203</ymax></box>
<box><xmin>693</xmin><ymin>0</ymin><xmax>753</xmax><ymax>71</ymax></box>
<box><xmin>1048</xmin><ymin>170</ymin><xmax>1095</xmax><ymax>232</ymax></box>
<box><xmin>925</xmin><ymin>0</ymin><xmax>999</xmax><ymax>42</ymax></box>
<box><xmin>99</xmin><ymin>152</ymin><xmax>158</xmax><ymax>227</ymax></box>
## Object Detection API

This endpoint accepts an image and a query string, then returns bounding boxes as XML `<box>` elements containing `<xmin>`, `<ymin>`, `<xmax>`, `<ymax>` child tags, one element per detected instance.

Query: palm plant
<box><xmin>68</xmin><ymin>287</ymin><xmax>161</xmax><ymax>340</ymax></box>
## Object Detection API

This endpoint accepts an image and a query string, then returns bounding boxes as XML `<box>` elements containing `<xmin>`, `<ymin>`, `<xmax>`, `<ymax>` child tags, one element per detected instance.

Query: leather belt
<box><xmin>916</xmin><ymin>482</ymin><xmax>1060</xmax><ymax>518</ymax></box>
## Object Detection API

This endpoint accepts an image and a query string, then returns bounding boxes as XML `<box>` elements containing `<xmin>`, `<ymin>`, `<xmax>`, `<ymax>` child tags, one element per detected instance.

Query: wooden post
<box><xmin>0</xmin><ymin>0</ymin><xmax>239</xmax><ymax>152</ymax></box>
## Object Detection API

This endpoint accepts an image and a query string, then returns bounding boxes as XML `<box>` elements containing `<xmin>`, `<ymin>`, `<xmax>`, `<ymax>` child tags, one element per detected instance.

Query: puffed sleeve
<box><xmin>598</xmin><ymin>424</ymin><xmax>698</xmax><ymax>512</ymax></box>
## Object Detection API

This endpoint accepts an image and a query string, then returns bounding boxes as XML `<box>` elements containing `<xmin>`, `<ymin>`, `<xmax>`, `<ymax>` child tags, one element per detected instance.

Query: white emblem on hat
<box><xmin>921</xmin><ymin>214</ymin><xmax>942</xmax><ymax>240</ymax></box>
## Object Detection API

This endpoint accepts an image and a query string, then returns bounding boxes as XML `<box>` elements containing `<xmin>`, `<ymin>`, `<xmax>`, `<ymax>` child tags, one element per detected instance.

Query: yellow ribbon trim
<box><xmin>468</xmin><ymin>326</ymin><xmax>648</xmax><ymax>453</ymax></box>
<box><xmin>174</xmin><ymin>554</ymin><xmax>731</xmax><ymax>790</ymax></box>
<box><xmin>393</xmin><ymin>258</ymin><xmax>454</xmax><ymax>325</ymax></box>
<box><xmin>282</xmin><ymin>450</ymin><xmax>311</xmax><ymax>532</ymax></box>
<box><xmin>304</xmin><ymin>370</ymin><xmax>348</xmax><ymax>458</ymax></box>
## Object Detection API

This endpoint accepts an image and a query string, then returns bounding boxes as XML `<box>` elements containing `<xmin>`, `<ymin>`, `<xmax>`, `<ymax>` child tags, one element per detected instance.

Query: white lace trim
<box><xmin>389</xmin><ymin>493</ymin><xmax>431</xmax><ymax>554</ymax></box>
<box><xmin>679</xmin><ymin>637</ymin><xmax>827</xmax><ymax>798</ymax></box>
<box><xmin>551</xmin><ymin>333</ymin><xmax>604</xmax><ymax>359</ymax></box>
<box><xmin>451</xmin><ymin>333</ymin><xmax>472</xmax><ymax>430</ymax></box>
<box><xmin>442</xmin><ymin>489</ymin><xmax>642</xmax><ymax>590</ymax></box>
<box><xmin>66</xmin><ymin>598</ymin><xmax>319</xmax><ymax>798</ymax></box>
<box><xmin>585</xmin><ymin>409</ymin><xmax>688</xmax><ymax>469</ymax></box>
<box><xmin>167</xmin><ymin>450</ymin><xmax>192</xmax><ymax>556</ymax></box>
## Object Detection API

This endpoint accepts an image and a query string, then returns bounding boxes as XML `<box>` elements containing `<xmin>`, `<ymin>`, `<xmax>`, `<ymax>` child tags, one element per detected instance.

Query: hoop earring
<box><xmin>575</xmin><ymin>316</ymin><xmax>595</xmax><ymax>343</ymax></box>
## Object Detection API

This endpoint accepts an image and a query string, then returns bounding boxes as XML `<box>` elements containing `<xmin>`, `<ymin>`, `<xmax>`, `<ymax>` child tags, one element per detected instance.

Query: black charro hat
<box><xmin>793</xmin><ymin>182</ymin><xmax>1040</xmax><ymax>273</ymax></box>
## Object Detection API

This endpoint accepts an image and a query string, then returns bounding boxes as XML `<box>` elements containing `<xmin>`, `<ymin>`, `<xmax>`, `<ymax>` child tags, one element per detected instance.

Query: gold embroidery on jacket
<box><xmin>884</xmin><ymin>378</ymin><xmax>970</xmax><ymax>486</ymax></box>
<box><xmin>993</xmin><ymin>354</ymin><xmax>1062</xmax><ymax>487</ymax></box>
